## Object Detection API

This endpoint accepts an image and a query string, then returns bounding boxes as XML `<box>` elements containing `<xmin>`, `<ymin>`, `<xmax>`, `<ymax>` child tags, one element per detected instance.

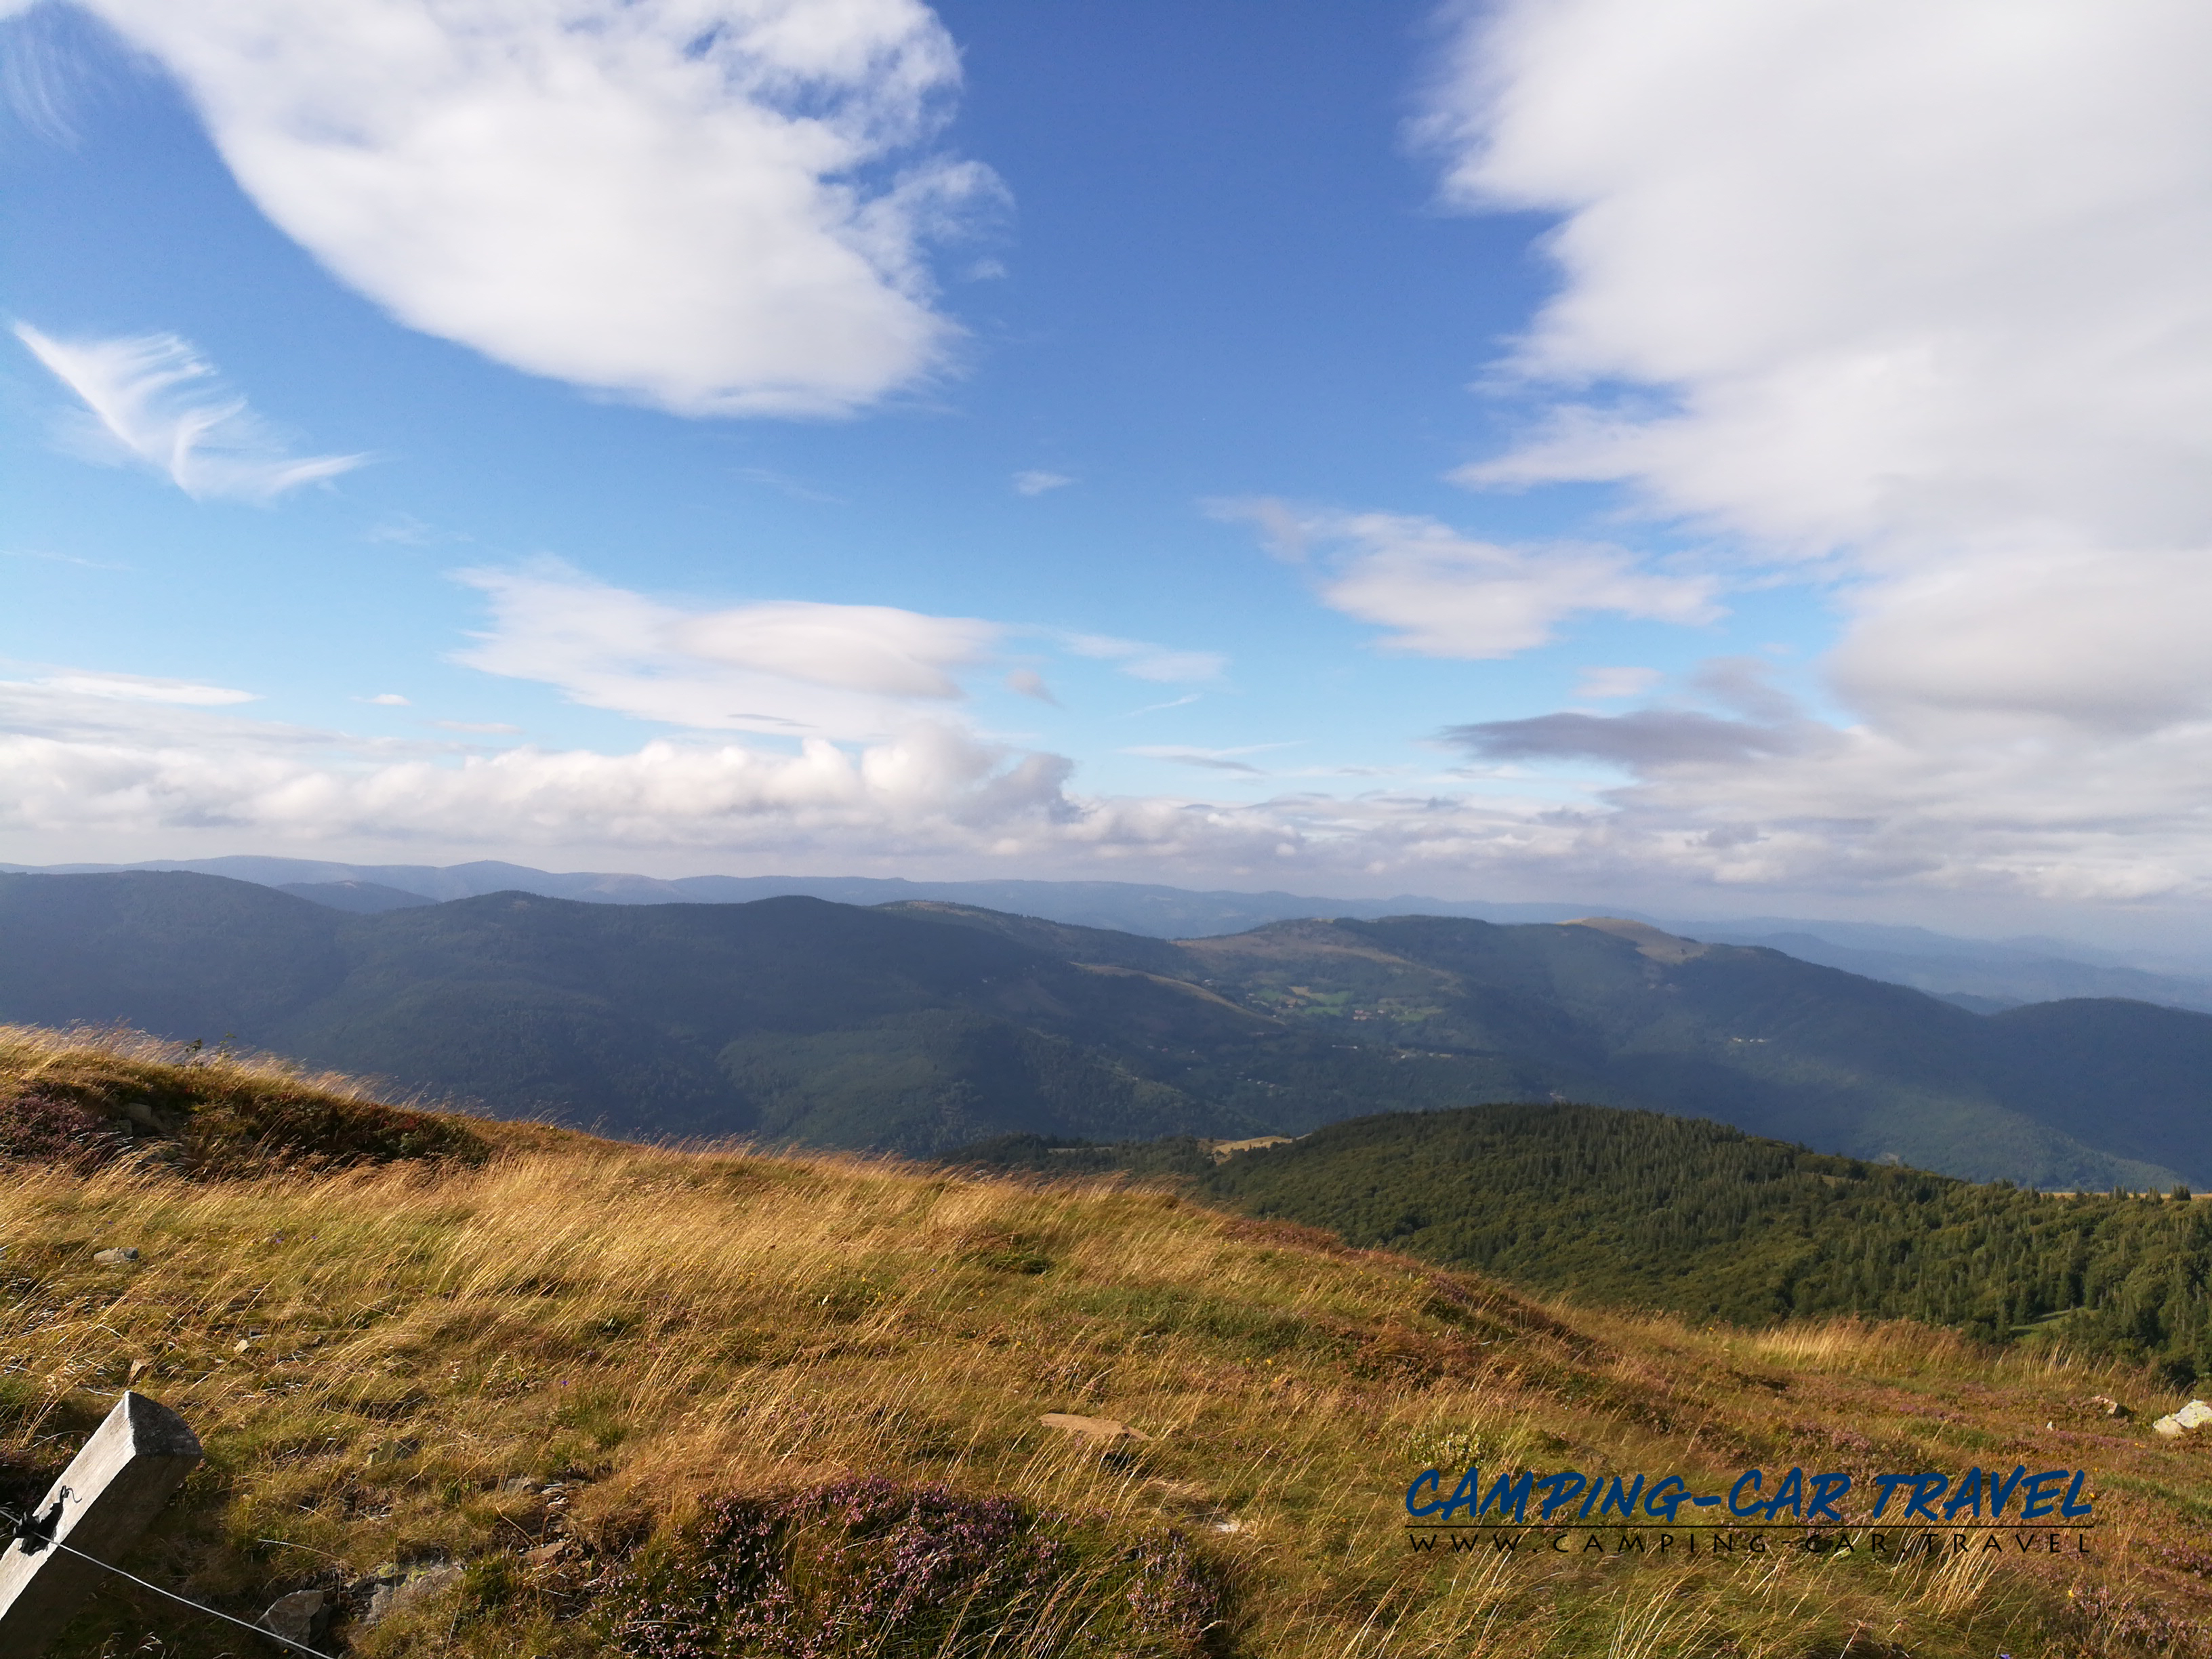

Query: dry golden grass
<box><xmin>1</xmin><ymin>1025</ymin><xmax>2207</xmax><ymax>1658</ymax></box>
<box><xmin>0</xmin><ymin>1022</ymin><xmax>399</xmax><ymax>1105</ymax></box>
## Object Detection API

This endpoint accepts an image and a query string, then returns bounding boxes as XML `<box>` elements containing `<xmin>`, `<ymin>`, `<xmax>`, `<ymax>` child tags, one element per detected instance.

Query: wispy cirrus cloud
<box><xmin>27</xmin><ymin>669</ymin><xmax>255</xmax><ymax>707</ymax></box>
<box><xmin>14</xmin><ymin>325</ymin><xmax>363</xmax><ymax>501</ymax></box>
<box><xmin>1124</xmin><ymin>742</ymin><xmax>1294</xmax><ymax>776</ymax></box>
<box><xmin>1062</xmin><ymin>634</ymin><xmax>1227</xmax><ymax>684</ymax></box>
<box><xmin>65</xmin><ymin>0</ymin><xmax>997</xmax><ymax>417</ymax></box>
<box><xmin>1012</xmin><ymin>470</ymin><xmax>1073</xmax><ymax>496</ymax></box>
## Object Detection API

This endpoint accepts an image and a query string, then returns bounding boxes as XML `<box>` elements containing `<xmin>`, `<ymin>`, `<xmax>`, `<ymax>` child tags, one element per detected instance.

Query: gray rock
<box><xmin>2153</xmin><ymin>1398</ymin><xmax>2212</xmax><ymax>1437</ymax></box>
<box><xmin>261</xmin><ymin>1589</ymin><xmax>330</xmax><ymax>1646</ymax></box>
<box><xmin>92</xmin><ymin>1247</ymin><xmax>140</xmax><ymax>1265</ymax></box>
<box><xmin>361</xmin><ymin>1563</ymin><xmax>464</xmax><ymax>1628</ymax></box>
<box><xmin>500</xmin><ymin>1475</ymin><xmax>536</xmax><ymax>1494</ymax></box>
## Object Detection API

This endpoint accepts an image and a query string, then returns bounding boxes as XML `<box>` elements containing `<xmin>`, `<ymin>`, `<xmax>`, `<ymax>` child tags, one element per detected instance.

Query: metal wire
<box><xmin>1</xmin><ymin>1505</ymin><xmax>337</xmax><ymax>1659</ymax></box>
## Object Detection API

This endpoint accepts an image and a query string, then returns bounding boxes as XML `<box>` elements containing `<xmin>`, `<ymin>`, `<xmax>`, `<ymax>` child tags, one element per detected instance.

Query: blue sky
<box><xmin>3</xmin><ymin>0</ymin><xmax>2209</xmax><ymax>947</ymax></box>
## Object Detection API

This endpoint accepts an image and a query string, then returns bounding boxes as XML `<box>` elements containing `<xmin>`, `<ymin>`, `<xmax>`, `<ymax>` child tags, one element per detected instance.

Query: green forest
<box><xmin>962</xmin><ymin>1104</ymin><xmax>2212</xmax><ymax>1384</ymax></box>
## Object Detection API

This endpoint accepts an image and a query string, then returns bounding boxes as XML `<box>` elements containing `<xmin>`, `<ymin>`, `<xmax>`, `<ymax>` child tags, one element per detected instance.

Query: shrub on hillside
<box><xmin>174</xmin><ymin>1078</ymin><xmax>487</xmax><ymax>1172</ymax></box>
<box><xmin>0</xmin><ymin>1042</ymin><xmax>488</xmax><ymax>1174</ymax></box>
<box><xmin>606</xmin><ymin>1475</ymin><xmax>1230</xmax><ymax>1659</ymax></box>
<box><xmin>0</xmin><ymin>1086</ymin><xmax>134</xmax><ymax>1170</ymax></box>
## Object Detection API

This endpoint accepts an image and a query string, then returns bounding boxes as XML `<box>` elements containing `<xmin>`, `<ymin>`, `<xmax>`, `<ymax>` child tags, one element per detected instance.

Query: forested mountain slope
<box><xmin>0</xmin><ymin>870</ymin><xmax>2205</xmax><ymax>1186</ymax></box>
<box><xmin>968</xmin><ymin>1105</ymin><xmax>2212</xmax><ymax>1382</ymax></box>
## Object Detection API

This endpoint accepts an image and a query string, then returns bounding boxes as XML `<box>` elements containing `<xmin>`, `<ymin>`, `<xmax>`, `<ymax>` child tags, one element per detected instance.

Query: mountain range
<box><xmin>11</xmin><ymin>853</ymin><xmax>2211</xmax><ymax>1016</ymax></box>
<box><xmin>1</xmin><ymin>869</ymin><xmax>2207</xmax><ymax>1190</ymax></box>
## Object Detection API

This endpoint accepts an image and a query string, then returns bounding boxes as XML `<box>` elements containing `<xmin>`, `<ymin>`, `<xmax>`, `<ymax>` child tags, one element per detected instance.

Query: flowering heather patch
<box><xmin>607</xmin><ymin>1475</ymin><xmax>1228</xmax><ymax>1658</ymax></box>
<box><xmin>0</xmin><ymin>1084</ymin><xmax>134</xmax><ymax>1170</ymax></box>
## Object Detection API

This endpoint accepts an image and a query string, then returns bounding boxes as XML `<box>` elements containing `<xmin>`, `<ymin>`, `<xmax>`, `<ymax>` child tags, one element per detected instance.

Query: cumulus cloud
<box><xmin>1215</xmin><ymin>500</ymin><xmax>1719</xmax><ymax>658</ymax></box>
<box><xmin>15</xmin><ymin>325</ymin><xmax>364</xmax><ymax>501</ymax></box>
<box><xmin>452</xmin><ymin>563</ymin><xmax>1000</xmax><ymax>739</ymax></box>
<box><xmin>73</xmin><ymin>0</ymin><xmax>993</xmax><ymax>415</ymax></box>
<box><xmin>9</xmin><ymin>665</ymin><xmax>2212</xmax><ymax>921</ymax></box>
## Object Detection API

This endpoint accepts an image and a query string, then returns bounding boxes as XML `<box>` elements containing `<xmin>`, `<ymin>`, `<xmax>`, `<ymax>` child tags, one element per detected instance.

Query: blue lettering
<box><xmin>1942</xmin><ymin>1469</ymin><xmax>1984</xmax><ymax>1520</ymax></box>
<box><xmin>1406</xmin><ymin>1470</ymin><xmax>1444</xmax><ymax>1517</ymax></box>
<box><xmin>1758</xmin><ymin>1467</ymin><xmax>1803</xmax><ymax>1521</ymax></box>
<box><xmin>2020</xmin><ymin>1471</ymin><xmax>2066</xmax><ymax>1520</ymax></box>
<box><xmin>1807</xmin><ymin>1473</ymin><xmax>1851</xmax><ymax>1523</ymax></box>
<box><xmin>1538</xmin><ymin>1473</ymin><xmax>1587</xmax><ymax>1521</ymax></box>
<box><xmin>1902</xmin><ymin>1474</ymin><xmax>1948</xmax><ymax>1521</ymax></box>
<box><xmin>1439</xmin><ymin>1467</ymin><xmax>1483</xmax><ymax>1521</ymax></box>
<box><xmin>1728</xmin><ymin>1469</ymin><xmax>1765</xmax><ymax>1517</ymax></box>
<box><xmin>1481</xmin><ymin>1470</ymin><xmax>1536</xmax><ymax>1523</ymax></box>
<box><xmin>1986</xmin><ymin>1465</ymin><xmax>2028</xmax><ymax>1517</ymax></box>
<box><xmin>1870</xmin><ymin>1474</ymin><xmax>1915</xmax><ymax>1519</ymax></box>
<box><xmin>1645</xmin><ymin>1477</ymin><xmax>1692</xmax><ymax>1521</ymax></box>
<box><xmin>1595</xmin><ymin>1475</ymin><xmax>1646</xmax><ymax>1519</ymax></box>
<box><xmin>2061</xmin><ymin>1471</ymin><xmax>2093</xmax><ymax>1519</ymax></box>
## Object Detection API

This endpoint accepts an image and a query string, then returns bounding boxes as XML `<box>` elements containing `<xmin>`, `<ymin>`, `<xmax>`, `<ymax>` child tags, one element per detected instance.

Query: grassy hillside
<box><xmin>2</xmin><ymin>1027</ymin><xmax>2211</xmax><ymax>1657</ymax></box>
<box><xmin>5</xmin><ymin>869</ymin><xmax>2210</xmax><ymax>1187</ymax></box>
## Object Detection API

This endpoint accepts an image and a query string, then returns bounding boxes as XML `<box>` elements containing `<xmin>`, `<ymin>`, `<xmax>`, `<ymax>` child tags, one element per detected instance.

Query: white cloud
<box><xmin>10</xmin><ymin>667</ymin><xmax>2212</xmax><ymax>933</ymax></box>
<box><xmin>15</xmin><ymin>325</ymin><xmax>364</xmax><ymax>501</ymax></box>
<box><xmin>1062</xmin><ymin>634</ymin><xmax>1227</xmax><ymax>684</ymax></box>
<box><xmin>1217</xmin><ymin>501</ymin><xmax>1719</xmax><ymax>658</ymax></box>
<box><xmin>1573</xmin><ymin>666</ymin><xmax>1662</xmax><ymax>701</ymax></box>
<box><xmin>1399</xmin><ymin>0</ymin><xmax>2212</xmax><ymax>913</ymax></box>
<box><xmin>73</xmin><ymin>0</ymin><xmax>994</xmax><ymax>416</ymax></box>
<box><xmin>1428</xmin><ymin>0</ymin><xmax>2212</xmax><ymax>723</ymax></box>
<box><xmin>451</xmin><ymin>562</ymin><xmax>1000</xmax><ymax>738</ymax></box>
<box><xmin>1004</xmin><ymin>668</ymin><xmax>1058</xmax><ymax>704</ymax></box>
<box><xmin>361</xmin><ymin>693</ymin><xmax>411</xmax><ymax>706</ymax></box>
<box><xmin>427</xmin><ymin>718</ymin><xmax>521</xmax><ymax>735</ymax></box>
<box><xmin>1012</xmin><ymin>470</ymin><xmax>1073</xmax><ymax>496</ymax></box>
<box><xmin>31</xmin><ymin>670</ymin><xmax>255</xmax><ymax>706</ymax></box>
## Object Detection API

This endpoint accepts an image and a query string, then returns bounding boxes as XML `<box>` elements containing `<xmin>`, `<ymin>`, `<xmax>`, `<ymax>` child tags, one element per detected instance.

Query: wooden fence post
<box><xmin>0</xmin><ymin>1391</ymin><xmax>203</xmax><ymax>1658</ymax></box>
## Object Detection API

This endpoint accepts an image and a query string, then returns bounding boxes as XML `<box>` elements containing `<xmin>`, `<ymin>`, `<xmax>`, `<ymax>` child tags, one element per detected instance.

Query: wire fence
<box><xmin>3</xmin><ymin>1500</ymin><xmax>335</xmax><ymax>1659</ymax></box>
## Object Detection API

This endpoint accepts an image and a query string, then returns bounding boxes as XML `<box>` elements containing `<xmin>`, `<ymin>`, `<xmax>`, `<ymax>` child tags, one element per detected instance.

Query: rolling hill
<box><xmin>0</xmin><ymin>869</ymin><xmax>2207</xmax><ymax>1187</ymax></box>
